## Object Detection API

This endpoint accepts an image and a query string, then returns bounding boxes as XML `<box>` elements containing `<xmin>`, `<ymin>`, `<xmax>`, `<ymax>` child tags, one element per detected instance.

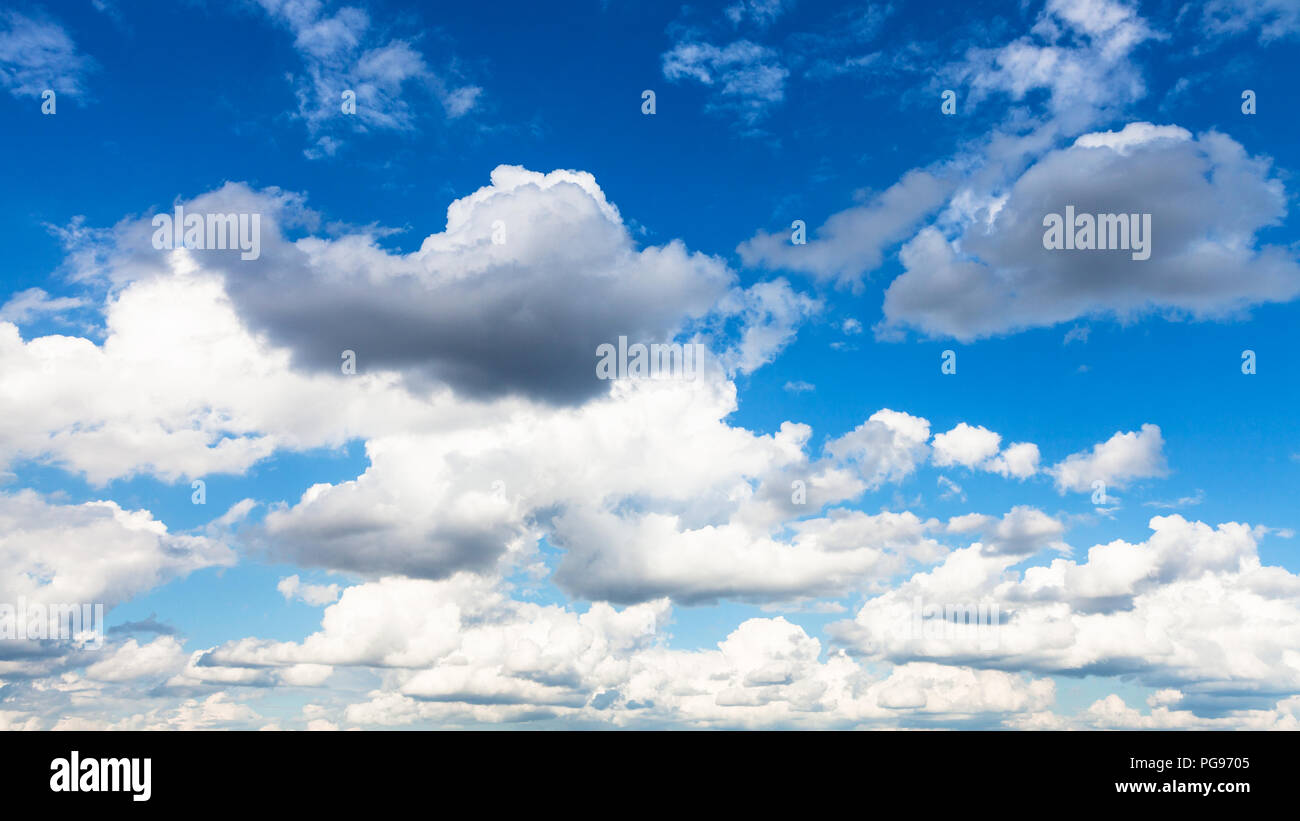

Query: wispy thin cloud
<box><xmin>0</xmin><ymin>10</ymin><xmax>93</xmax><ymax>100</ymax></box>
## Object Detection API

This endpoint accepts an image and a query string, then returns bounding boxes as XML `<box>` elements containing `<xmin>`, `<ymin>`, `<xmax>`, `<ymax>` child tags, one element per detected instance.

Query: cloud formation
<box><xmin>880</xmin><ymin>124</ymin><xmax>1300</xmax><ymax>339</ymax></box>
<box><xmin>0</xmin><ymin>10</ymin><xmax>92</xmax><ymax>100</ymax></box>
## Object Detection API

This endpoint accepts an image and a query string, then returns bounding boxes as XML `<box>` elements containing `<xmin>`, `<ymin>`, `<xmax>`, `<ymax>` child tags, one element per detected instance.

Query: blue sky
<box><xmin>1</xmin><ymin>0</ymin><xmax>1298</xmax><ymax>729</ymax></box>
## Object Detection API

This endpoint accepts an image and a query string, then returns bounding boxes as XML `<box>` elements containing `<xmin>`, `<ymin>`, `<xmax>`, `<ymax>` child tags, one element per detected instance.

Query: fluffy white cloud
<box><xmin>201</xmin><ymin>575</ymin><xmax>667</xmax><ymax>714</ymax></box>
<box><xmin>932</xmin><ymin>423</ymin><xmax>1002</xmax><ymax>468</ymax></box>
<box><xmin>0</xmin><ymin>710</ymin><xmax>41</xmax><ymax>731</ymax></box>
<box><xmin>931</xmin><ymin>423</ymin><xmax>1041</xmax><ymax>479</ymax></box>
<box><xmin>256</xmin><ymin>390</ymin><xmax>945</xmax><ymax>594</ymax></box>
<box><xmin>1077</xmin><ymin>692</ymin><xmax>1300</xmax><ymax>729</ymax></box>
<box><xmin>1</xmin><ymin>167</ymin><xmax>802</xmax><ymax>485</ymax></box>
<box><xmin>52</xmin><ymin>692</ymin><xmax>260</xmax><ymax>731</ymax></box>
<box><xmin>946</xmin><ymin>506</ymin><xmax>1069</xmax><ymax>557</ymax></box>
<box><xmin>276</xmin><ymin>575</ymin><xmax>341</xmax><ymax>606</ymax></box>
<box><xmin>987</xmin><ymin>442</ymin><xmax>1042</xmax><ymax>479</ymax></box>
<box><xmin>713</xmin><ymin>279</ymin><xmax>822</xmax><ymax>374</ymax></box>
<box><xmin>550</xmin><ymin>506</ymin><xmax>946</xmax><ymax>604</ymax></box>
<box><xmin>85</xmin><ymin>636</ymin><xmax>187</xmax><ymax>682</ymax></box>
<box><xmin>206</xmin><ymin>583</ymin><xmax>1057</xmax><ymax>728</ymax></box>
<box><xmin>0</xmin><ymin>269</ymin><xmax>433</xmax><ymax>483</ymax></box>
<box><xmin>0</xmin><ymin>491</ymin><xmax>233</xmax><ymax>610</ymax></box>
<box><xmin>5</xmin><ymin>86</ymin><xmax>1291</xmax><ymax>732</ymax></box>
<box><xmin>824</xmin><ymin>409</ymin><xmax>932</xmax><ymax>487</ymax></box>
<box><xmin>956</xmin><ymin>0</ymin><xmax>1156</xmax><ymax>126</ymax></box>
<box><xmin>835</xmin><ymin>514</ymin><xmax>1300</xmax><ymax>710</ymax></box>
<box><xmin>1051</xmin><ymin>423</ymin><xmax>1167</xmax><ymax>493</ymax></box>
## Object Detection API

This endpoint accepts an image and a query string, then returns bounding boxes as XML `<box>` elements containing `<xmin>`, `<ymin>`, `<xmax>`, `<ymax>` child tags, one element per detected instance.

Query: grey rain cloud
<box><xmin>141</xmin><ymin>169</ymin><xmax>734</xmax><ymax>406</ymax></box>
<box><xmin>880</xmin><ymin>124</ymin><xmax>1300</xmax><ymax>340</ymax></box>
